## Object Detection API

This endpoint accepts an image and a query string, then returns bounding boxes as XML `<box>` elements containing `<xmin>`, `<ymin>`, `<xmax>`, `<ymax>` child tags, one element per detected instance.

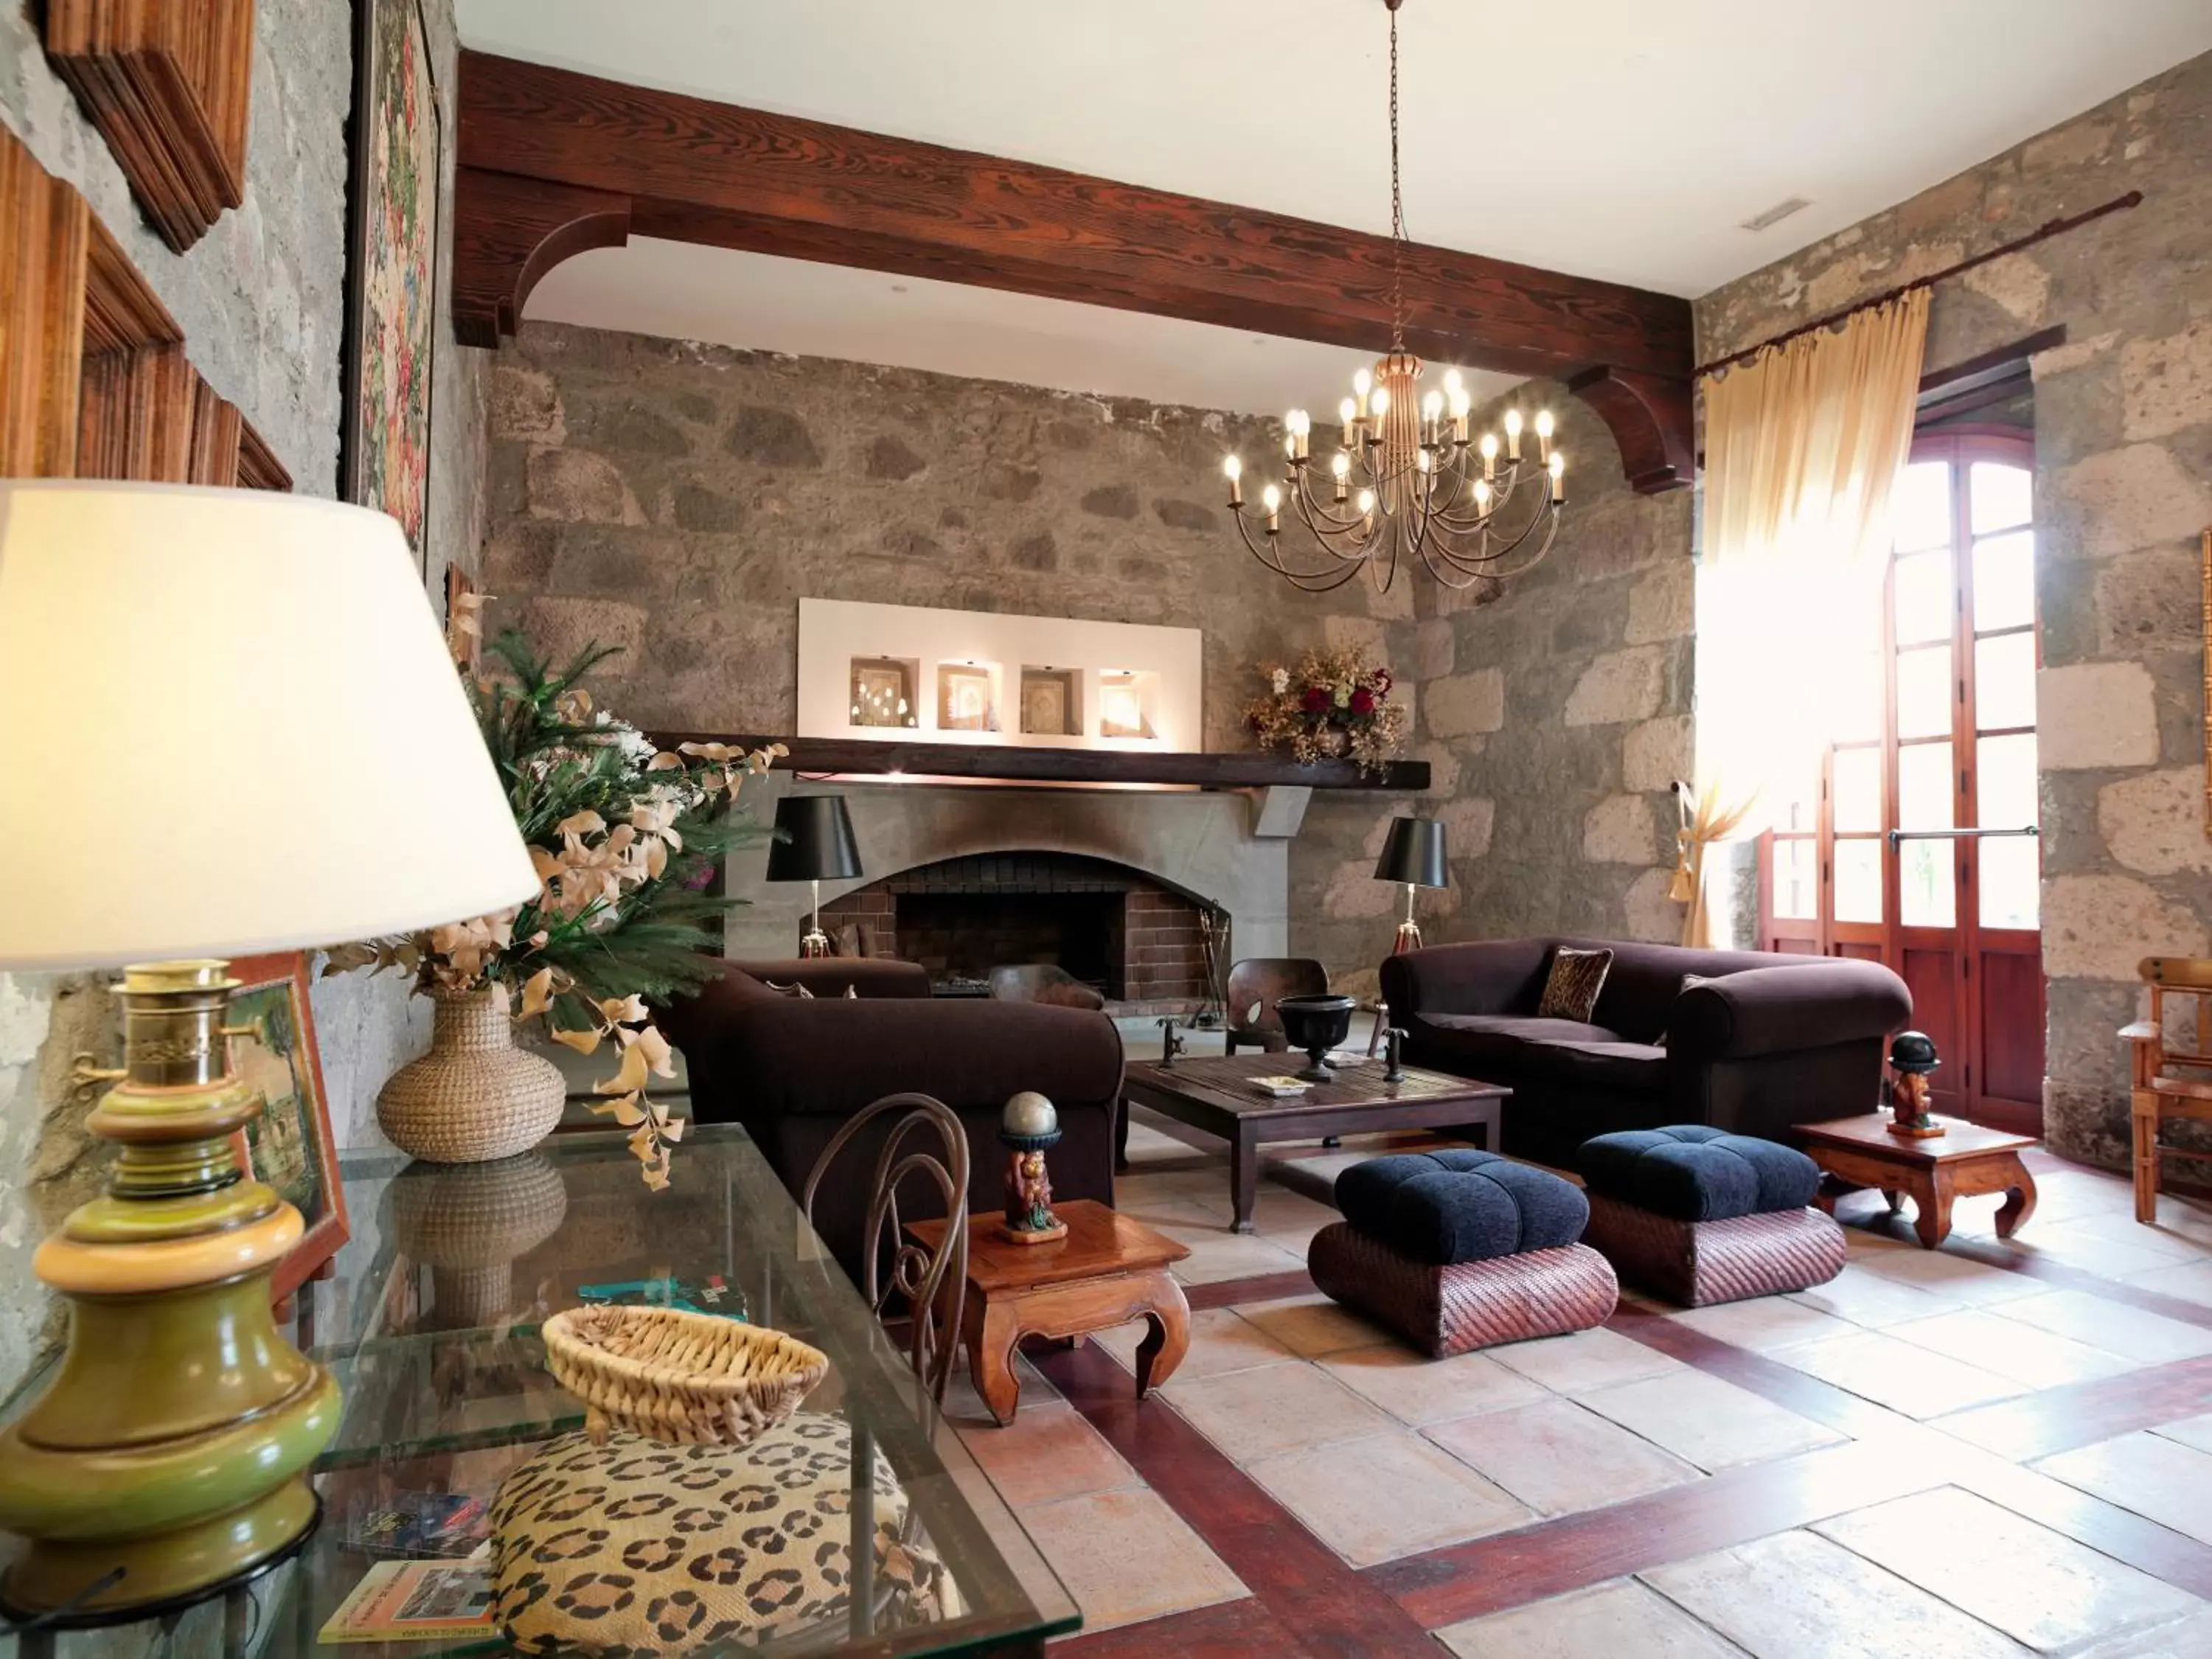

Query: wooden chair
<box><xmin>1222</xmin><ymin>957</ymin><xmax>1329</xmax><ymax>1054</ymax></box>
<box><xmin>801</xmin><ymin>1092</ymin><xmax>970</xmax><ymax>1405</ymax></box>
<box><xmin>2125</xmin><ymin>957</ymin><xmax>2212</xmax><ymax>1223</ymax></box>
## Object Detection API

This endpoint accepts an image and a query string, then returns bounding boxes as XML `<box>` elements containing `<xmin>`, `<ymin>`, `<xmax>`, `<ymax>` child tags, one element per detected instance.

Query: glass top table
<box><xmin>0</xmin><ymin>1125</ymin><xmax>1078</xmax><ymax>1658</ymax></box>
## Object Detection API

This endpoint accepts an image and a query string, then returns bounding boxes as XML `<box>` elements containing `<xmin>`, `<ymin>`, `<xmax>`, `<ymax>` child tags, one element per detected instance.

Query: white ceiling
<box><xmin>458</xmin><ymin>0</ymin><xmax>2212</xmax><ymax>414</ymax></box>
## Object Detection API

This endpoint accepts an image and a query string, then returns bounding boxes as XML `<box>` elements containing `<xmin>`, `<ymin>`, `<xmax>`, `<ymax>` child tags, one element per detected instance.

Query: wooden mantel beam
<box><xmin>455</xmin><ymin>51</ymin><xmax>1694</xmax><ymax>493</ymax></box>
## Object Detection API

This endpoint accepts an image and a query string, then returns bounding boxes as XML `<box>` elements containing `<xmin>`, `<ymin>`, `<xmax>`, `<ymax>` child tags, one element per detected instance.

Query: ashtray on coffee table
<box><xmin>1121</xmin><ymin>1054</ymin><xmax>1509</xmax><ymax>1233</ymax></box>
<box><xmin>905</xmin><ymin>1200</ymin><xmax>1189</xmax><ymax>1425</ymax></box>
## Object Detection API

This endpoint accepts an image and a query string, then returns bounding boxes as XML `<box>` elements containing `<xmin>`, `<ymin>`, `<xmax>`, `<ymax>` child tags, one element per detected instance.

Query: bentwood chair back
<box><xmin>801</xmin><ymin>1092</ymin><xmax>969</xmax><ymax>1405</ymax></box>
<box><xmin>1222</xmin><ymin>957</ymin><xmax>1331</xmax><ymax>1054</ymax></box>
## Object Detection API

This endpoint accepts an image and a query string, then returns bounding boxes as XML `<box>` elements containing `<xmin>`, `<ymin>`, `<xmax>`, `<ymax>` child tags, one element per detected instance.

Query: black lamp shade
<box><xmin>766</xmin><ymin>795</ymin><xmax>863</xmax><ymax>883</ymax></box>
<box><xmin>1374</xmin><ymin>815</ymin><xmax>1447</xmax><ymax>888</ymax></box>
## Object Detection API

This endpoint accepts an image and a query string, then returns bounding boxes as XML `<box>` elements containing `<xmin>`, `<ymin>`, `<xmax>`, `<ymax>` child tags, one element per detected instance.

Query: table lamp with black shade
<box><xmin>768</xmin><ymin>794</ymin><xmax>863</xmax><ymax>958</ymax></box>
<box><xmin>0</xmin><ymin>482</ymin><xmax>539</xmax><ymax>1620</ymax></box>
<box><xmin>1374</xmin><ymin>815</ymin><xmax>1449</xmax><ymax>953</ymax></box>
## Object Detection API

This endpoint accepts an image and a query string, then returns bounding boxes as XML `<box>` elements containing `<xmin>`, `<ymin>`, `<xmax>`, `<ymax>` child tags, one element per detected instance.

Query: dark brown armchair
<box><xmin>988</xmin><ymin>963</ymin><xmax>1107</xmax><ymax>1011</ymax></box>
<box><xmin>1222</xmin><ymin>957</ymin><xmax>1330</xmax><ymax>1055</ymax></box>
<box><xmin>658</xmin><ymin>959</ymin><xmax>1125</xmax><ymax>1282</ymax></box>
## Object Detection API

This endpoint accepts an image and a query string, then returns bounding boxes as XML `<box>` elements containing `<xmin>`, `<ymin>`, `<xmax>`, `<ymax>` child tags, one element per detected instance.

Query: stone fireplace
<box><xmin>820</xmin><ymin>852</ymin><xmax>1214</xmax><ymax>1003</ymax></box>
<box><xmin>721</xmin><ymin>776</ymin><xmax>1293</xmax><ymax>1011</ymax></box>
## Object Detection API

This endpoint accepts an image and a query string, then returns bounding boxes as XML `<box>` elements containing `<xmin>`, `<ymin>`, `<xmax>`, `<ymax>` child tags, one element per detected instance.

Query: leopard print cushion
<box><xmin>1537</xmin><ymin>946</ymin><xmax>1613</xmax><ymax>1023</ymax></box>
<box><xmin>490</xmin><ymin>1413</ymin><xmax>949</xmax><ymax>1655</ymax></box>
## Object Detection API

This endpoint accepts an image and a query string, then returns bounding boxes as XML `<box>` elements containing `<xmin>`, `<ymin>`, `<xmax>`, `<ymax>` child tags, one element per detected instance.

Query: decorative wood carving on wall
<box><xmin>452</xmin><ymin>52</ymin><xmax>1697</xmax><ymax>493</ymax></box>
<box><xmin>0</xmin><ymin>125</ymin><xmax>288</xmax><ymax>491</ymax></box>
<box><xmin>45</xmin><ymin>0</ymin><xmax>257</xmax><ymax>252</ymax></box>
<box><xmin>0</xmin><ymin>131</ymin><xmax>90</xmax><ymax>476</ymax></box>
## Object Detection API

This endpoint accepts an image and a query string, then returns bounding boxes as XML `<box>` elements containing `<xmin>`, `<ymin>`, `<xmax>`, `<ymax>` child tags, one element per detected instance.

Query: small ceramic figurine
<box><xmin>998</xmin><ymin>1090</ymin><xmax>1068</xmax><ymax>1245</ymax></box>
<box><xmin>1886</xmin><ymin>1031</ymin><xmax>1943</xmax><ymax>1139</ymax></box>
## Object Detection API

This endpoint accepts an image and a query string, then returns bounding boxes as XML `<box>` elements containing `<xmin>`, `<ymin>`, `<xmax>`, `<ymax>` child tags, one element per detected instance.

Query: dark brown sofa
<box><xmin>658</xmin><ymin>958</ymin><xmax>1125</xmax><ymax>1279</ymax></box>
<box><xmin>1380</xmin><ymin>938</ymin><xmax>1910</xmax><ymax>1167</ymax></box>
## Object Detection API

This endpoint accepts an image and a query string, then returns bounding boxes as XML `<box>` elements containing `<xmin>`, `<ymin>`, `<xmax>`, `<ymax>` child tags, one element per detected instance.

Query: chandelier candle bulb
<box><xmin>1535</xmin><ymin>408</ymin><xmax>1555</xmax><ymax>461</ymax></box>
<box><xmin>1480</xmin><ymin>431</ymin><xmax>1498</xmax><ymax>478</ymax></box>
<box><xmin>1262</xmin><ymin>482</ymin><xmax>1282</xmax><ymax>532</ymax></box>
<box><xmin>1222</xmin><ymin>454</ymin><xmax>1242</xmax><ymax>506</ymax></box>
<box><xmin>1504</xmin><ymin>407</ymin><xmax>1523</xmax><ymax>460</ymax></box>
<box><xmin>1550</xmin><ymin>451</ymin><xmax>1567</xmax><ymax>502</ymax></box>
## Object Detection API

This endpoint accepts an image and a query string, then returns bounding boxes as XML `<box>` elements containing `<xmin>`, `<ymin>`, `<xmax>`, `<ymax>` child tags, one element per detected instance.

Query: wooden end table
<box><xmin>1122</xmin><ymin>1054</ymin><xmax>1509</xmax><ymax>1233</ymax></box>
<box><xmin>906</xmin><ymin>1199</ymin><xmax>1190</xmax><ymax>1425</ymax></box>
<box><xmin>1798</xmin><ymin>1113</ymin><xmax>2039</xmax><ymax>1249</ymax></box>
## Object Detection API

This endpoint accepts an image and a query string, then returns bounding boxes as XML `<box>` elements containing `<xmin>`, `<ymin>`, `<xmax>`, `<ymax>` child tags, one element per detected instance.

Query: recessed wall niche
<box><xmin>848</xmin><ymin>655</ymin><xmax>917</xmax><ymax>728</ymax></box>
<box><xmin>799</xmin><ymin>599</ymin><xmax>1200</xmax><ymax>750</ymax></box>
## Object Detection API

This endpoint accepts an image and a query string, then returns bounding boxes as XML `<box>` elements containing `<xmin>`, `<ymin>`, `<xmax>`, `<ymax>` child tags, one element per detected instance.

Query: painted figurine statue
<box><xmin>998</xmin><ymin>1090</ymin><xmax>1068</xmax><ymax>1245</ymax></box>
<box><xmin>1886</xmin><ymin>1031</ymin><xmax>1943</xmax><ymax>1139</ymax></box>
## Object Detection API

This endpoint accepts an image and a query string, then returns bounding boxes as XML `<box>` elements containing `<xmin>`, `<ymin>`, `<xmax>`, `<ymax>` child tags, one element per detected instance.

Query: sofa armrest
<box><xmin>1668</xmin><ymin>961</ymin><xmax>1910</xmax><ymax>1063</ymax></box>
<box><xmin>1380</xmin><ymin>939</ymin><xmax>1554</xmax><ymax>1020</ymax></box>
<box><xmin>727</xmin><ymin>958</ymin><xmax>931</xmax><ymax>998</ymax></box>
<box><xmin>689</xmin><ymin>998</ymin><xmax>1127</xmax><ymax>1121</ymax></box>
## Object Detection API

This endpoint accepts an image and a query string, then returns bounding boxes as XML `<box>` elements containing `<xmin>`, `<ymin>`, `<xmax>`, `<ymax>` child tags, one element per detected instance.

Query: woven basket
<box><xmin>542</xmin><ymin>1305</ymin><xmax>830</xmax><ymax>1447</ymax></box>
<box><xmin>376</xmin><ymin>986</ymin><xmax>566</xmax><ymax>1164</ymax></box>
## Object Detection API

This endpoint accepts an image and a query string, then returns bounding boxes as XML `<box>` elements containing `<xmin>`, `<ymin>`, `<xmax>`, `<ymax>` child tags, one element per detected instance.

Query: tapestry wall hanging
<box><xmin>342</xmin><ymin>0</ymin><xmax>442</xmax><ymax>560</ymax></box>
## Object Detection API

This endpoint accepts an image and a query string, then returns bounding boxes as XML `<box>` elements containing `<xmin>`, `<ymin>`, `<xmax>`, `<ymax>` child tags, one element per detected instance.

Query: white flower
<box><xmin>1270</xmin><ymin>667</ymin><xmax>1290</xmax><ymax>695</ymax></box>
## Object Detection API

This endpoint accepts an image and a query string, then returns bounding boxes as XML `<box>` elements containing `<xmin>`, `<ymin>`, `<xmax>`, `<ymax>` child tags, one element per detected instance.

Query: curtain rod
<box><xmin>1693</xmin><ymin>190</ymin><xmax>2143</xmax><ymax>381</ymax></box>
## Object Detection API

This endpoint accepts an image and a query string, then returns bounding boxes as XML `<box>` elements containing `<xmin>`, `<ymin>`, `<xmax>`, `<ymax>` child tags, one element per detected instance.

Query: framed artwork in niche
<box><xmin>938</xmin><ymin>662</ymin><xmax>1000</xmax><ymax>732</ymax></box>
<box><xmin>1020</xmin><ymin>667</ymin><xmax>1080</xmax><ymax>737</ymax></box>
<box><xmin>849</xmin><ymin>655</ymin><xmax>917</xmax><ymax>728</ymax></box>
<box><xmin>226</xmin><ymin>952</ymin><xmax>349</xmax><ymax>1304</ymax></box>
<box><xmin>1098</xmin><ymin>669</ymin><xmax>1159</xmax><ymax>740</ymax></box>
<box><xmin>341</xmin><ymin>0</ymin><xmax>442</xmax><ymax>562</ymax></box>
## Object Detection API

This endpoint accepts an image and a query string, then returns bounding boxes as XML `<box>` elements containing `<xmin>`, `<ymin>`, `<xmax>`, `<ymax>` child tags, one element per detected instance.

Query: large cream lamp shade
<box><xmin>0</xmin><ymin>481</ymin><xmax>538</xmax><ymax>1621</ymax></box>
<box><xmin>0</xmin><ymin>480</ymin><xmax>539</xmax><ymax>970</ymax></box>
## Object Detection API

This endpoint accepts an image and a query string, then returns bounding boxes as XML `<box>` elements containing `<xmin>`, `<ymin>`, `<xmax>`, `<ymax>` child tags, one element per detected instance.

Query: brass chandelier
<box><xmin>1223</xmin><ymin>0</ymin><xmax>1566</xmax><ymax>594</ymax></box>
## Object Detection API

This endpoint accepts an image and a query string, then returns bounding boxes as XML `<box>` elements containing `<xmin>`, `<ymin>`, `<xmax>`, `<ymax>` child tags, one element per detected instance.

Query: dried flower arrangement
<box><xmin>1243</xmin><ymin>647</ymin><xmax>1408</xmax><ymax>775</ymax></box>
<box><xmin>328</xmin><ymin>622</ymin><xmax>783</xmax><ymax>1186</ymax></box>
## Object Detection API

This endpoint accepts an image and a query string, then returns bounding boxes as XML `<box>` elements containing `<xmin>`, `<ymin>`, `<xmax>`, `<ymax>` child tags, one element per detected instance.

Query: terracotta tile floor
<box><xmin>931</xmin><ymin>1117</ymin><xmax>2212</xmax><ymax>1655</ymax></box>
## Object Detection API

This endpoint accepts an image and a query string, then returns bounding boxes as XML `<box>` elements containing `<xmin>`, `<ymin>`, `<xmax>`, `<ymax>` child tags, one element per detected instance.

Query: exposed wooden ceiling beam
<box><xmin>454</xmin><ymin>50</ymin><xmax>1694</xmax><ymax>493</ymax></box>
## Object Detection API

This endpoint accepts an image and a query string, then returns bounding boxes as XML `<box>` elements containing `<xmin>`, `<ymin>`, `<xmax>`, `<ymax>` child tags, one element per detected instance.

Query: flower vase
<box><xmin>1315</xmin><ymin>726</ymin><xmax>1351</xmax><ymax>759</ymax></box>
<box><xmin>376</xmin><ymin>987</ymin><xmax>566</xmax><ymax>1164</ymax></box>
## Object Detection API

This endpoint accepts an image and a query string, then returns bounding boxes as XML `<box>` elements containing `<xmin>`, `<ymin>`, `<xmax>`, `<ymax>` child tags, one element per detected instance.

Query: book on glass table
<box><xmin>319</xmin><ymin>1559</ymin><xmax>495</xmax><ymax>1644</ymax></box>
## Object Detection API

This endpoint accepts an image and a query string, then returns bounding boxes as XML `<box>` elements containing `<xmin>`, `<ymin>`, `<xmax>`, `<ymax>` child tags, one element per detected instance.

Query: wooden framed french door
<box><xmin>1759</xmin><ymin>428</ymin><xmax>2044</xmax><ymax>1134</ymax></box>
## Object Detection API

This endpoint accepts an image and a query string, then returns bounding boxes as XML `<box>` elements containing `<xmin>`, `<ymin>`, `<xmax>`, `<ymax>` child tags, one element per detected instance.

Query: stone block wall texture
<box><xmin>481</xmin><ymin>321</ymin><xmax>1425</xmax><ymax>991</ymax></box>
<box><xmin>0</xmin><ymin>0</ymin><xmax>486</xmax><ymax>1402</ymax></box>
<box><xmin>1695</xmin><ymin>49</ymin><xmax>2212</xmax><ymax>1166</ymax></box>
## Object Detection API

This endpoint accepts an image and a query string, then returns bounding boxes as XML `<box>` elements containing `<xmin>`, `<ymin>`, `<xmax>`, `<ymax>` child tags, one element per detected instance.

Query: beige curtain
<box><xmin>1683</xmin><ymin>290</ymin><xmax>1930</xmax><ymax>947</ymax></box>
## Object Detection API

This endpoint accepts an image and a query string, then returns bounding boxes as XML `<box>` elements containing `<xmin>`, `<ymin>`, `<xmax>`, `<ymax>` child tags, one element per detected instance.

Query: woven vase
<box><xmin>376</xmin><ymin>987</ymin><xmax>566</xmax><ymax>1164</ymax></box>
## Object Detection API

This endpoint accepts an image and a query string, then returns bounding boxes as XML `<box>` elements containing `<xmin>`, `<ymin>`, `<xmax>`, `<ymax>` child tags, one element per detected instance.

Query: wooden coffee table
<box><xmin>1122</xmin><ymin>1054</ymin><xmax>1509</xmax><ymax>1233</ymax></box>
<box><xmin>1798</xmin><ymin>1113</ymin><xmax>2039</xmax><ymax>1249</ymax></box>
<box><xmin>906</xmin><ymin>1199</ymin><xmax>1190</xmax><ymax>1425</ymax></box>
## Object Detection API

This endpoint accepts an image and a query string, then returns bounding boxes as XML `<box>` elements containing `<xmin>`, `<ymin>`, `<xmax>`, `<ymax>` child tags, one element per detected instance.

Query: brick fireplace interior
<box><xmin>819</xmin><ymin>852</ymin><xmax>1217</xmax><ymax>1008</ymax></box>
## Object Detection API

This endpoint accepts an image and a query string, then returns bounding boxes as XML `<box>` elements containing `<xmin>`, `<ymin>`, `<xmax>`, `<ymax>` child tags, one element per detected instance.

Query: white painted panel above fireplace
<box><xmin>797</xmin><ymin>598</ymin><xmax>1202</xmax><ymax>751</ymax></box>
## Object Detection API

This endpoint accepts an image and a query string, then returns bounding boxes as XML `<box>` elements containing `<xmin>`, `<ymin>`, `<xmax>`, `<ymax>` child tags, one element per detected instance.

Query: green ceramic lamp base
<box><xmin>0</xmin><ymin>963</ymin><xmax>341</xmax><ymax>1619</ymax></box>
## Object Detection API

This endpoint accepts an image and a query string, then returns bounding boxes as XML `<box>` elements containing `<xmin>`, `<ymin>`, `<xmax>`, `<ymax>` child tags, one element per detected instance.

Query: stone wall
<box><xmin>0</xmin><ymin>0</ymin><xmax>487</xmax><ymax>1401</ymax></box>
<box><xmin>1696</xmin><ymin>49</ymin><xmax>2212</xmax><ymax>1165</ymax></box>
<box><xmin>1387</xmin><ymin>384</ymin><xmax>1695</xmax><ymax>960</ymax></box>
<box><xmin>481</xmin><ymin>321</ymin><xmax>1419</xmax><ymax>982</ymax></box>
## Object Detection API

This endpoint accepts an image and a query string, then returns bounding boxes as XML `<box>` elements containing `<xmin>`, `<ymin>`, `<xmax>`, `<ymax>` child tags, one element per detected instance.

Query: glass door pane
<box><xmin>1834</xmin><ymin>839</ymin><xmax>1883</xmax><ymax>924</ymax></box>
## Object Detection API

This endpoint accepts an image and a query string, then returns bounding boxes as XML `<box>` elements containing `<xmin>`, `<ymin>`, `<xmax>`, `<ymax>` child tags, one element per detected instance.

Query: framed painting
<box><xmin>228</xmin><ymin>951</ymin><xmax>349</xmax><ymax>1303</ymax></box>
<box><xmin>1020</xmin><ymin>666</ymin><xmax>1080</xmax><ymax>737</ymax></box>
<box><xmin>937</xmin><ymin>662</ymin><xmax>998</xmax><ymax>732</ymax></box>
<box><xmin>849</xmin><ymin>655</ymin><xmax>917</xmax><ymax>728</ymax></box>
<box><xmin>341</xmin><ymin>0</ymin><xmax>441</xmax><ymax>561</ymax></box>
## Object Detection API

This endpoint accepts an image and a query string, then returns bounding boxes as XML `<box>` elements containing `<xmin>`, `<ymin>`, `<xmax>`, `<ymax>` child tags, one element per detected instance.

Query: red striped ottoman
<box><xmin>1575</xmin><ymin>1127</ymin><xmax>1846</xmax><ymax>1308</ymax></box>
<box><xmin>1305</xmin><ymin>1150</ymin><xmax>1618</xmax><ymax>1358</ymax></box>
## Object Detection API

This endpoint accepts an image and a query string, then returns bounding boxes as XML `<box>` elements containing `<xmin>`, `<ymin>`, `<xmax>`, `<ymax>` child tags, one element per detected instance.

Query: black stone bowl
<box><xmin>1276</xmin><ymin>992</ymin><xmax>1357</xmax><ymax>1082</ymax></box>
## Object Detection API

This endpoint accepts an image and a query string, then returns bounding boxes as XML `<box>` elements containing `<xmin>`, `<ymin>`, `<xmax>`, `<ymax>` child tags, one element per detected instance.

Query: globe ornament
<box><xmin>998</xmin><ymin>1092</ymin><xmax>1068</xmax><ymax>1246</ymax></box>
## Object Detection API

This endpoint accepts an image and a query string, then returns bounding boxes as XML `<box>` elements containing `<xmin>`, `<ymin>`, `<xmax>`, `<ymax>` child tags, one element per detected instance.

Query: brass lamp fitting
<box><xmin>0</xmin><ymin>961</ymin><xmax>340</xmax><ymax>1619</ymax></box>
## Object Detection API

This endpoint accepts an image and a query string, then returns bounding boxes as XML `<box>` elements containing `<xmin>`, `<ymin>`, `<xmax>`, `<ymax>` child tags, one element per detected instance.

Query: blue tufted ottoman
<box><xmin>1575</xmin><ymin>1126</ymin><xmax>1846</xmax><ymax>1307</ymax></box>
<box><xmin>1307</xmin><ymin>1150</ymin><xmax>1618</xmax><ymax>1357</ymax></box>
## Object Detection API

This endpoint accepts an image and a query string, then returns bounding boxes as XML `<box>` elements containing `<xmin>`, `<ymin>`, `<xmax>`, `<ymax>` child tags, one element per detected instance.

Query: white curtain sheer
<box><xmin>1678</xmin><ymin>291</ymin><xmax>1931</xmax><ymax>947</ymax></box>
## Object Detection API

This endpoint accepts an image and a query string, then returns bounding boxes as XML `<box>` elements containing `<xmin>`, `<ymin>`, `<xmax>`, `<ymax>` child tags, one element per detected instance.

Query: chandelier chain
<box><xmin>1387</xmin><ymin>2</ymin><xmax>1405</xmax><ymax>352</ymax></box>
